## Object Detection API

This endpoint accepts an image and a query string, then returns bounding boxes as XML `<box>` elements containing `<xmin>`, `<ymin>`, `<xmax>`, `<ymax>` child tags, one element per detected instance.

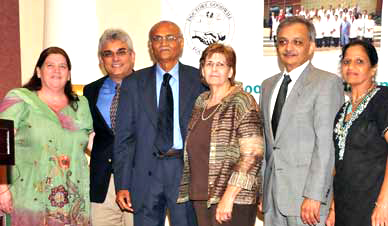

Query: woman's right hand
<box><xmin>0</xmin><ymin>185</ymin><xmax>13</xmax><ymax>213</ymax></box>
<box><xmin>325</xmin><ymin>208</ymin><xmax>335</xmax><ymax>226</ymax></box>
<box><xmin>216</xmin><ymin>193</ymin><xmax>234</xmax><ymax>224</ymax></box>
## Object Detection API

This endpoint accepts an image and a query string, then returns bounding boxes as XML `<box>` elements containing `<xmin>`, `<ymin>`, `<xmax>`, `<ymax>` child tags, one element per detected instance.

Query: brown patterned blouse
<box><xmin>177</xmin><ymin>84</ymin><xmax>264</xmax><ymax>207</ymax></box>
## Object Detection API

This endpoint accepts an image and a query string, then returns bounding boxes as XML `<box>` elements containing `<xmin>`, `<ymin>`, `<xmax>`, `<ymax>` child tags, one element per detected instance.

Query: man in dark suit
<box><xmin>113</xmin><ymin>21</ymin><xmax>206</xmax><ymax>226</ymax></box>
<box><xmin>83</xmin><ymin>28</ymin><xmax>135</xmax><ymax>226</ymax></box>
<box><xmin>259</xmin><ymin>17</ymin><xmax>343</xmax><ymax>226</ymax></box>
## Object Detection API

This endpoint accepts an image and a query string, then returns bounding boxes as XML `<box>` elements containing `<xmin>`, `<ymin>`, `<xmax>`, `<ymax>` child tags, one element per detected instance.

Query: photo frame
<box><xmin>0</xmin><ymin>119</ymin><xmax>15</xmax><ymax>165</ymax></box>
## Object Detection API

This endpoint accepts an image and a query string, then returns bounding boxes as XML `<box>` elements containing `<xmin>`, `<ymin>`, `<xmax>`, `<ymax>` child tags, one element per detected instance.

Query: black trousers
<box><xmin>316</xmin><ymin>38</ymin><xmax>323</xmax><ymax>48</ymax></box>
<box><xmin>363</xmin><ymin>37</ymin><xmax>373</xmax><ymax>44</ymax></box>
<box><xmin>192</xmin><ymin>201</ymin><xmax>257</xmax><ymax>226</ymax></box>
<box><xmin>333</xmin><ymin>37</ymin><xmax>340</xmax><ymax>47</ymax></box>
<box><xmin>324</xmin><ymin>37</ymin><xmax>331</xmax><ymax>47</ymax></box>
<box><xmin>350</xmin><ymin>37</ymin><xmax>358</xmax><ymax>43</ymax></box>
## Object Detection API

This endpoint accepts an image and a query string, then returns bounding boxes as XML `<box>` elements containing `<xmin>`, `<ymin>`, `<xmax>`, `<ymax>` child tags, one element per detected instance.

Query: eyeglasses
<box><xmin>204</xmin><ymin>61</ymin><xmax>229</xmax><ymax>70</ymax></box>
<box><xmin>101</xmin><ymin>48</ymin><xmax>130</xmax><ymax>58</ymax></box>
<box><xmin>277</xmin><ymin>38</ymin><xmax>305</xmax><ymax>47</ymax></box>
<box><xmin>151</xmin><ymin>35</ymin><xmax>180</xmax><ymax>43</ymax></box>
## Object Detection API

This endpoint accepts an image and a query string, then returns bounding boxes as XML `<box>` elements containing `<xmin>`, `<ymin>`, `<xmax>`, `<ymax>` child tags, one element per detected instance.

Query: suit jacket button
<box><xmin>148</xmin><ymin>171</ymin><xmax>152</xmax><ymax>176</ymax></box>
<box><xmin>108</xmin><ymin>158</ymin><xmax>112</xmax><ymax>163</ymax></box>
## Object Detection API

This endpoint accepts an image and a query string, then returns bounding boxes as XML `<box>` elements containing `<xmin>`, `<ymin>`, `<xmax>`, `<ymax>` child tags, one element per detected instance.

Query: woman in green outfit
<box><xmin>0</xmin><ymin>47</ymin><xmax>93</xmax><ymax>225</ymax></box>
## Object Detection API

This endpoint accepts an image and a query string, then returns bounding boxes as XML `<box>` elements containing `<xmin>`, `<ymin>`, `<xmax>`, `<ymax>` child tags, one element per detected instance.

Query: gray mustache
<box><xmin>283</xmin><ymin>52</ymin><xmax>297</xmax><ymax>56</ymax></box>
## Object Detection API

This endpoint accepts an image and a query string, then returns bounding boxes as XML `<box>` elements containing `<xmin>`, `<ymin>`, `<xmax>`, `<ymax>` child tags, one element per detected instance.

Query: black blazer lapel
<box><xmin>179</xmin><ymin>63</ymin><xmax>196</xmax><ymax>120</ymax></box>
<box><xmin>90</xmin><ymin>76</ymin><xmax>114</xmax><ymax>135</ymax></box>
<box><xmin>89</xmin><ymin>77</ymin><xmax>106</xmax><ymax>107</ymax></box>
<box><xmin>140</xmin><ymin>66</ymin><xmax>158</xmax><ymax>129</ymax></box>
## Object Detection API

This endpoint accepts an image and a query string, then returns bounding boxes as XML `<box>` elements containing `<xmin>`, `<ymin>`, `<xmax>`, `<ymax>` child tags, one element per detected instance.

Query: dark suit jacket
<box><xmin>83</xmin><ymin>76</ymin><xmax>115</xmax><ymax>203</ymax></box>
<box><xmin>113</xmin><ymin>63</ymin><xmax>207</xmax><ymax>210</ymax></box>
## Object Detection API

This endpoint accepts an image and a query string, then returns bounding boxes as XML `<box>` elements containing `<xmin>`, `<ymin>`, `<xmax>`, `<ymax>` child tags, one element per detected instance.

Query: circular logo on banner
<box><xmin>185</xmin><ymin>1</ymin><xmax>235</xmax><ymax>55</ymax></box>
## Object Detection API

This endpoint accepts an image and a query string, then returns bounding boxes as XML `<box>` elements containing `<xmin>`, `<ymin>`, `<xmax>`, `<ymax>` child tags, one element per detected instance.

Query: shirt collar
<box><xmin>156</xmin><ymin>62</ymin><xmax>180</xmax><ymax>82</ymax></box>
<box><xmin>98</xmin><ymin>77</ymin><xmax>117</xmax><ymax>94</ymax></box>
<box><xmin>283</xmin><ymin>60</ymin><xmax>310</xmax><ymax>79</ymax></box>
<box><xmin>104</xmin><ymin>77</ymin><xmax>117</xmax><ymax>88</ymax></box>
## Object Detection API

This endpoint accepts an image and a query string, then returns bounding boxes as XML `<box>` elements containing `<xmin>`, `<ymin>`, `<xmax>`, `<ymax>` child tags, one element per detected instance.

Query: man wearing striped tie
<box><xmin>83</xmin><ymin>28</ymin><xmax>135</xmax><ymax>226</ymax></box>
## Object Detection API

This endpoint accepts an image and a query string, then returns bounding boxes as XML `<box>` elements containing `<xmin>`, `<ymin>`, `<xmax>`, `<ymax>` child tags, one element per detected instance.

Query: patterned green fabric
<box><xmin>0</xmin><ymin>88</ymin><xmax>92</xmax><ymax>225</ymax></box>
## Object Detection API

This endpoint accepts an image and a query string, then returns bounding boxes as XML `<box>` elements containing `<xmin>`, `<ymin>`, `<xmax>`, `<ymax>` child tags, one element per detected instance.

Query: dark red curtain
<box><xmin>0</xmin><ymin>0</ymin><xmax>21</xmax><ymax>99</ymax></box>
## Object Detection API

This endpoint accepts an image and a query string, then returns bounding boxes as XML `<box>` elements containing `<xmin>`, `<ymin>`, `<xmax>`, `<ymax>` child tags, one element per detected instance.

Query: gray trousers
<box><xmin>264</xmin><ymin>167</ymin><xmax>327</xmax><ymax>226</ymax></box>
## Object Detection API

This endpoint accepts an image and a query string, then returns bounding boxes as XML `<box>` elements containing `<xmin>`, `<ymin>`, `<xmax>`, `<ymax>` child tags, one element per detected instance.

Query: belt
<box><xmin>153</xmin><ymin>149</ymin><xmax>183</xmax><ymax>158</ymax></box>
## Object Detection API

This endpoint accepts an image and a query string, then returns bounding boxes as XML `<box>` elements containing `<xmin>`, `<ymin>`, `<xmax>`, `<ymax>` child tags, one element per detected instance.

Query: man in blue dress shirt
<box><xmin>83</xmin><ymin>28</ymin><xmax>135</xmax><ymax>226</ymax></box>
<box><xmin>340</xmin><ymin>16</ymin><xmax>351</xmax><ymax>46</ymax></box>
<box><xmin>113</xmin><ymin>21</ymin><xmax>206</xmax><ymax>226</ymax></box>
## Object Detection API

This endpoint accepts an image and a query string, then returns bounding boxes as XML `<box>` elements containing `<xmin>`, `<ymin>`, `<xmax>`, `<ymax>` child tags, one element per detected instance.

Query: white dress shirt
<box><xmin>270</xmin><ymin>61</ymin><xmax>310</xmax><ymax>121</ymax></box>
<box><xmin>364</xmin><ymin>19</ymin><xmax>375</xmax><ymax>38</ymax></box>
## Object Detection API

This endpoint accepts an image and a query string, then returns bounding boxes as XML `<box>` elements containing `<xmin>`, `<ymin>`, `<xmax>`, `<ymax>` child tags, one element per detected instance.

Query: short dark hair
<box><xmin>23</xmin><ymin>47</ymin><xmax>79</xmax><ymax>111</ymax></box>
<box><xmin>277</xmin><ymin>16</ymin><xmax>316</xmax><ymax>41</ymax></box>
<box><xmin>341</xmin><ymin>39</ymin><xmax>378</xmax><ymax>67</ymax></box>
<box><xmin>199</xmin><ymin>43</ymin><xmax>236</xmax><ymax>86</ymax></box>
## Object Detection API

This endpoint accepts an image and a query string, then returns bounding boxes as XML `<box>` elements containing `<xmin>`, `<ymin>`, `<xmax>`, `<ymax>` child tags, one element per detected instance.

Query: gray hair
<box><xmin>98</xmin><ymin>28</ymin><xmax>134</xmax><ymax>56</ymax></box>
<box><xmin>277</xmin><ymin>16</ymin><xmax>316</xmax><ymax>42</ymax></box>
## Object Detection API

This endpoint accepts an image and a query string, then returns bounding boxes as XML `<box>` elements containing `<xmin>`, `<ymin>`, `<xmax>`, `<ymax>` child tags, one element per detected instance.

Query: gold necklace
<box><xmin>350</xmin><ymin>84</ymin><xmax>376</xmax><ymax>107</ymax></box>
<box><xmin>201</xmin><ymin>101</ymin><xmax>221</xmax><ymax>121</ymax></box>
<box><xmin>201</xmin><ymin>85</ymin><xmax>234</xmax><ymax>120</ymax></box>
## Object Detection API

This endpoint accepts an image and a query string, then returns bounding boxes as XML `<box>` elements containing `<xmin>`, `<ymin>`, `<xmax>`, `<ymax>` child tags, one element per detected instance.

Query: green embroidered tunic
<box><xmin>0</xmin><ymin>88</ymin><xmax>92</xmax><ymax>225</ymax></box>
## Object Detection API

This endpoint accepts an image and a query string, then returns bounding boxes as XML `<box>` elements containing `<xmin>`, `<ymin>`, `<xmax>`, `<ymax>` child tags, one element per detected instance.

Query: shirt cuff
<box><xmin>228</xmin><ymin>171</ymin><xmax>256</xmax><ymax>190</ymax></box>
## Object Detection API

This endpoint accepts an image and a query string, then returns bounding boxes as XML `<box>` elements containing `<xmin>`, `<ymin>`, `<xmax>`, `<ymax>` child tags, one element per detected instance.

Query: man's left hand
<box><xmin>301</xmin><ymin>198</ymin><xmax>321</xmax><ymax>225</ymax></box>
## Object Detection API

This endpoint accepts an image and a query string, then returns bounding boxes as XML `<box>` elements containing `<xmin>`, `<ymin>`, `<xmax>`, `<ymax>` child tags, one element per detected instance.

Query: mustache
<box><xmin>283</xmin><ymin>51</ymin><xmax>298</xmax><ymax>56</ymax></box>
<box><xmin>159</xmin><ymin>47</ymin><xmax>171</xmax><ymax>51</ymax></box>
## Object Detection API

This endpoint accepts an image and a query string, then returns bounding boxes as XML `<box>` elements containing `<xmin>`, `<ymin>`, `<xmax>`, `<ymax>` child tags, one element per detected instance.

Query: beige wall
<box><xmin>95</xmin><ymin>0</ymin><xmax>161</xmax><ymax>73</ymax></box>
<box><xmin>19</xmin><ymin>0</ymin><xmax>45</xmax><ymax>84</ymax></box>
<box><xmin>19</xmin><ymin>0</ymin><xmax>161</xmax><ymax>84</ymax></box>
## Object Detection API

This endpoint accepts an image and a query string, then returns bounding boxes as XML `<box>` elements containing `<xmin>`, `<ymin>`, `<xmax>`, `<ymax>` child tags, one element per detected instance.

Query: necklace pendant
<box><xmin>201</xmin><ymin>103</ymin><xmax>221</xmax><ymax>121</ymax></box>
